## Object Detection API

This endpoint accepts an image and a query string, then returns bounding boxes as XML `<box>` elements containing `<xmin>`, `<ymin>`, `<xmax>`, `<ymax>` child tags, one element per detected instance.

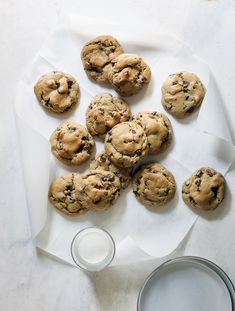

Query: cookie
<box><xmin>50</xmin><ymin>121</ymin><xmax>95</xmax><ymax>165</ymax></box>
<box><xmin>161</xmin><ymin>71</ymin><xmax>205</xmax><ymax>118</ymax></box>
<box><xmin>48</xmin><ymin>173</ymin><xmax>88</xmax><ymax>216</ymax></box>
<box><xmin>90</xmin><ymin>151</ymin><xmax>132</xmax><ymax>189</ymax></box>
<box><xmin>34</xmin><ymin>71</ymin><xmax>80</xmax><ymax>113</ymax></box>
<box><xmin>77</xmin><ymin>170</ymin><xmax>121</xmax><ymax>211</ymax></box>
<box><xmin>104</xmin><ymin>121</ymin><xmax>148</xmax><ymax>168</ymax></box>
<box><xmin>182</xmin><ymin>167</ymin><xmax>225</xmax><ymax>211</ymax></box>
<box><xmin>81</xmin><ymin>35</ymin><xmax>124</xmax><ymax>83</ymax></box>
<box><xmin>86</xmin><ymin>93</ymin><xmax>131</xmax><ymax>138</ymax></box>
<box><xmin>132</xmin><ymin>163</ymin><xmax>176</xmax><ymax>207</ymax></box>
<box><xmin>134</xmin><ymin>111</ymin><xmax>173</xmax><ymax>154</ymax></box>
<box><xmin>107</xmin><ymin>53</ymin><xmax>151</xmax><ymax>96</ymax></box>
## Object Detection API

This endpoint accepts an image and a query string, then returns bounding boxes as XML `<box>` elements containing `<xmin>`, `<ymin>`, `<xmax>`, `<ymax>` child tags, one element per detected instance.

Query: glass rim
<box><xmin>70</xmin><ymin>226</ymin><xmax>116</xmax><ymax>272</ymax></box>
<box><xmin>137</xmin><ymin>256</ymin><xmax>235</xmax><ymax>311</ymax></box>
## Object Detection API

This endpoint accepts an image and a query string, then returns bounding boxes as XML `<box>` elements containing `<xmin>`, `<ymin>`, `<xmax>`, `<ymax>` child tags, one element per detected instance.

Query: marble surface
<box><xmin>0</xmin><ymin>0</ymin><xmax>235</xmax><ymax>310</ymax></box>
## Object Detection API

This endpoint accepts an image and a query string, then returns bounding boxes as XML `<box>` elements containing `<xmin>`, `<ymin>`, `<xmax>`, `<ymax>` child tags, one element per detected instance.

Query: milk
<box><xmin>71</xmin><ymin>228</ymin><xmax>115</xmax><ymax>271</ymax></box>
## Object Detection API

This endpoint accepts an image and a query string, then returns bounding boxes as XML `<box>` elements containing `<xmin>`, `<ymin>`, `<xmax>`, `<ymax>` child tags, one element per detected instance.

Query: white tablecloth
<box><xmin>1</xmin><ymin>1</ymin><xmax>235</xmax><ymax>310</ymax></box>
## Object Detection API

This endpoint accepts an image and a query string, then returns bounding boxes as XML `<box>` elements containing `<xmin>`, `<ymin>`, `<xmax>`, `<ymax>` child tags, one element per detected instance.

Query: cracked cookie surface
<box><xmin>34</xmin><ymin>71</ymin><xmax>80</xmax><ymax>113</ymax></box>
<box><xmin>76</xmin><ymin>170</ymin><xmax>121</xmax><ymax>211</ymax></box>
<box><xmin>182</xmin><ymin>167</ymin><xmax>225</xmax><ymax>211</ymax></box>
<box><xmin>104</xmin><ymin>121</ymin><xmax>148</xmax><ymax>168</ymax></box>
<box><xmin>81</xmin><ymin>35</ymin><xmax>124</xmax><ymax>83</ymax></box>
<box><xmin>161</xmin><ymin>71</ymin><xmax>205</xmax><ymax>118</ymax></box>
<box><xmin>48</xmin><ymin>173</ymin><xmax>88</xmax><ymax>216</ymax></box>
<box><xmin>86</xmin><ymin>93</ymin><xmax>131</xmax><ymax>138</ymax></box>
<box><xmin>90</xmin><ymin>151</ymin><xmax>132</xmax><ymax>189</ymax></box>
<box><xmin>50</xmin><ymin>121</ymin><xmax>94</xmax><ymax>165</ymax></box>
<box><xmin>134</xmin><ymin>111</ymin><xmax>173</xmax><ymax>154</ymax></box>
<box><xmin>107</xmin><ymin>53</ymin><xmax>151</xmax><ymax>96</ymax></box>
<box><xmin>132</xmin><ymin>162</ymin><xmax>176</xmax><ymax>207</ymax></box>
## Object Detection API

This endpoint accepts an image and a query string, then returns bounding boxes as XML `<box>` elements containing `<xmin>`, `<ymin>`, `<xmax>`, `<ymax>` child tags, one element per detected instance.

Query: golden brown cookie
<box><xmin>86</xmin><ymin>93</ymin><xmax>131</xmax><ymax>138</ymax></box>
<box><xmin>104</xmin><ymin>121</ymin><xmax>148</xmax><ymax>168</ymax></box>
<box><xmin>81</xmin><ymin>35</ymin><xmax>124</xmax><ymax>83</ymax></box>
<box><xmin>90</xmin><ymin>151</ymin><xmax>132</xmax><ymax>189</ymax></box>
<box><xmin>48</xmin><ymin>173</ymin><xmax>88</xmax><ymax>216</ymax></box>
<box><xmin>134</xmin><ymin>111</ymin><xmax>173</xmax><ymax>154</ymax></box>
<box><xmin>182</xmin><ymin>167</ymin><xmax>225</xmax><ymax>211</ymax></box>
<box><xmin>132</xmin><ymin>163</ymin><xmax>176</xmax><ymax>207</ymax></box>
<box><xmin>50</xmin><ymin>121</ymin><xmax>95</xmax><ymax>165</ymax></box>
<box><xmin>34</xmin><ymin>71</ymin><xmax>80</xmax><ymax>113</ymax></box>
<box><xmin>107</xmin><ymin>53</ymin><xmax>151</xmax><ymax>96</ymax></box>
<box><xmin>161</xmin><ymin>71</ymin><xmax>205</xmax><ymax>118</ymax></box>
<box><xmin>77</xmin><ymin>170</ymin><xmax>121</xmax><ymax>211</ymax></box>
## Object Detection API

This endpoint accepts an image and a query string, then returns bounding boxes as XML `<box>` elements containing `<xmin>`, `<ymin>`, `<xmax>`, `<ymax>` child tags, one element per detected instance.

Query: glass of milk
<box><xmin>70</xmin><ymin>227</ymin><xmax>115</xmax><ymax>272</ymax></box>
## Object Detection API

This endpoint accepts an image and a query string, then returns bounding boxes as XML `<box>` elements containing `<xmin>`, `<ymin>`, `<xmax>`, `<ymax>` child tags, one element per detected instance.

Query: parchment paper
<box><xmin>14</xmin><ymin>14</ymin><xmax>234</xmax><ymax>266</ymax></box>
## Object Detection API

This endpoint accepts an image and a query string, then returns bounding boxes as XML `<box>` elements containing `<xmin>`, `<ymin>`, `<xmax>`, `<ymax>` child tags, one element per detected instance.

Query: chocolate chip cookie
<box><xmin>161</xmin><ymin>71</ymin><xmax>205</xmax><ymax>118</ymax></box>
<box><xmin>107</xmin><ymin>53</ymin><xmax>151</xmax><ymax>96</ymax></box>
<box><xmin>50</xmin><ymin>121</ymin><xmax>95</xmax><ymax>165</ymax></box>
<box><xmin>48</xmin><ymin>173</ymin><xmax>88</xmax><ymax>216</ymax></box>
<box><xmin>90</xmin><ymin>151</ymin><xmax>132</xmax><ymax>189</ymax></box>
<box><xmin>77</xmin><ymin>170</ymin><xmax>121</xmax><ymax>211</ymax></box>
<box><xmin>104</xmin><ymin>121</ymin><xmax>148</xmax><ymax>168</ymax></box>
<box><xmin>81</xmin><ymin>35</ymin><xmax>124</xmax><ymax>83</ymax></box>
<box><xmin>132</xmin><ymin>163</ymin><xmax>176</xmax><ymax>207</ymax></box>
<box><xmin>86</xmin><ymin>93</ymin><xmax>131</xmax><ymax>138</ymax></box>
<box><xmin>34</xmin><ymin>71</ymin><xmax>80</xmax><ymax>113</ymax></box>
<box><xmin>182</xmin><ymin>167</ymin><xmax>225</xmax><ymax>211</ymax></box>
<box><xmin>134</xmin><ymin>111</ymin><xmax>173</xmax><ymax>154</ymax></box>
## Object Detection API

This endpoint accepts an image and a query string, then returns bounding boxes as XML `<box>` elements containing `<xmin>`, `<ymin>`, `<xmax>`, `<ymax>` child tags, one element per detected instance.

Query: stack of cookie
<box><xmin>81</xmin><ymin>35</ymin><xmax>151</xmax><ymax>96</ymax></box>
<box><xmin>33</xmin><ymin>34</ymin><xmax>225</xmax><ymax>217</ymax></box>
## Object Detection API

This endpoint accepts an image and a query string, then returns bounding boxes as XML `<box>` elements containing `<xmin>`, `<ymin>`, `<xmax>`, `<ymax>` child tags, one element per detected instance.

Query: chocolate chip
<box><xmin>67</xmin><ymin>80</ymin><xmax>73</xmax><ymax>89</ymax></box>
<box><xmin>185</xmin><ymin>96</ymin><xmax>189</xmax><ymax>100</ymax></box>
<box><xmin>66</xmin><ymin>185</ymin><xmax>73</xmax><ymax>192</ymax></box>
<box><xmin>183</xmin><ymin>80</ymin><xmax>189</xmax><ymax>88</ymax></box>
<box><xmin>101</xmin><ymin>175</ymin><xmax>115</xmax><ymax>182</ymax></box>
<box><xmin>83</xmin><ymin>142</ymin><xmax>92</xmax><ymax>152</ymax></box>
<box><xmin>207</xmin><ymin>170</ymin><xmax>214</xmax><ymax>177</ymax></box>
<box><xmin>100</xmin><ymin>154</ymin><xmax>107</xmax><ymax>162</ymax></box>
<box><xmin>68</xmin><ymin>127</ymin><xmax>76</xmax><ymax>133</ymax></box>
<box><xmin>94</xmin><ymin>198</ymin><xmax>102</xmax><ymax>205</ymax></box>
<box><xmin>211</xmin><ymin>187</ymin><xmax>218</xmax><ymax>197</ymax></box>
<box><xmin>55</xmin><ymin>82</ymin><xmax>60</xmax><ymax>88</ymax></box>
<box><xmin>172</xmin><ymin>81</ymin><xmax>177</xmax><ymax>85</ymax></box>
<box><xmin>166</xmin><ymin>103</ymin><xmax>172</xmax><ymax>110</ymax></box>
<box><xmin>45</xmin><ymin>99</ymin><xmax>52</xmax><ymax>107</ymax></box>
<box><xmin>164</xmin><ymin>188</ymin><xmax>170</xmax><ymax>195</ymax></box>
<box><xmin>187</xmin><ymin>107</ymin><xmax>194</xmax><ymax>113</ymax></box>
<box><xmin>81</xmin><ymin>136</ymin><xmax>87</xmax><ymax>140</ymax></box>
<box><xmin>133</xmin><ymin>190</ymin><xmax>139</xmax><ymax>196</ymax></box>
<box><xmin>135</xmin><ymin>149</ymin><xmax>142</xmax><ymax>156</ymax></box>
<box><xmin>195</xmin><ymin>179</ymin><xmax>201</xmax><ymax>187</ymax></box>
<box><xmin>56</xmin><ymin>140</ymin><xmax>63</xmax><ymax>150</ymax></box>
<box><xmin>196</xmin><ymin>170</ymin><xmax>203</xmax><ymax>178</ymax></box>
<box><xmin>131</xmin><ymin>129</ymin><xmax>136</xmax><ymax>134</ymax></box>
<box><xmin>185</xmin><ymin>180</ymin><xmax>190</xmax><ymax>186</ymax></box>
<box><xmin>189</xmin><ymin>196</ymin><xmax>197</xmax><ymax>206</ymax></box>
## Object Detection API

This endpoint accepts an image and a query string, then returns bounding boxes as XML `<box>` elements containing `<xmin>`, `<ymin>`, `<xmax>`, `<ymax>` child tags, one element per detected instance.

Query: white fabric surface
<box><xmin>1</xmin><ymin>1</ymin><xmax>235</xmax><ymax>310</ymax></box>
